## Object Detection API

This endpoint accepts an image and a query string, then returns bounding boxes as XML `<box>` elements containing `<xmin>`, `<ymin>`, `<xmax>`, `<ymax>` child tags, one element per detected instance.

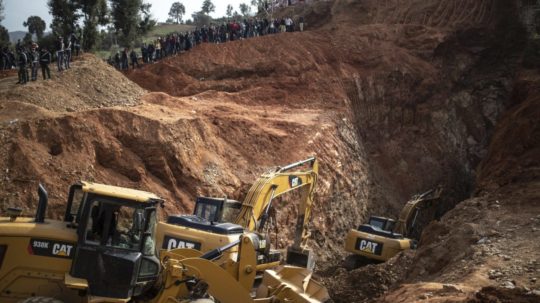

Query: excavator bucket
<box><xmin>286</xmin><ymin>246</ymin><xmax>316</xmax><ymax>270</ymax></box>
<box><xmin>257</xmin><ymin>265</ymin><xmax>330</xmax><ymax>303</ymax></box>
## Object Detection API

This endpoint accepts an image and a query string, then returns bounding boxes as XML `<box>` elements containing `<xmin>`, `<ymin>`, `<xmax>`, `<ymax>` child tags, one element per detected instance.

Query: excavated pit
<box><xmin>0</xmin><ymin>1</ymin><xmax>538</xmax><ymax>302</ymax></box>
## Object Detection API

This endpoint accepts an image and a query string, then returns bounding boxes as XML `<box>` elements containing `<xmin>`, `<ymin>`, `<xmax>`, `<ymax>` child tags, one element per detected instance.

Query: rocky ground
<box><xmin>0</xmin><ymin>0</ymin><xmax>538</xmax><ymax>302</ymax></box>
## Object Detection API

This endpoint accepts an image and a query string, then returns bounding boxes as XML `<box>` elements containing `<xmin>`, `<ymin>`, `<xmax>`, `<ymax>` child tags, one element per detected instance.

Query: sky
<box><xmin>3</xmin><ymin>0</ymin><xmax>254</xmax><ymax>32</ymax></box>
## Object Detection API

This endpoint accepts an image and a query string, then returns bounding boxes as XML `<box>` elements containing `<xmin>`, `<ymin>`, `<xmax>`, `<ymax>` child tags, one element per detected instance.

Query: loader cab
<box><xmin>67</xmin><ymin>182</ymin><xmax>162</xmax><ymax>299</ymax></box>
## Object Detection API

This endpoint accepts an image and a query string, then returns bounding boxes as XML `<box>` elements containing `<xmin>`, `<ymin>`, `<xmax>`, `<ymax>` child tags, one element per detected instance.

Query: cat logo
<box><xmin>29</xmin><ymin>238</ymin><xmax>75</xmax><ymax>259</ymax></box>
<box><xmin>163</xmin><ymin>235</ymin><xmax>201</xmax><ymax>250</ymax></box>
<box><xmin>52</xmin><ymin>243</ymin><xmax>74</xmax><ymax>257</ymax></box>
<box><xmin>355</xmin><ymin>238</ymin><xmax>383</xmax><ymax>255</ymax></box>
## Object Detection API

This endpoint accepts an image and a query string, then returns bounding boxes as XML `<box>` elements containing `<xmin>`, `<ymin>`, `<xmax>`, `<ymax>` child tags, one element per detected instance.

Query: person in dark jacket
<box><xmin>64</xmin><ymin>38</ymin><xmax>72</xmax><ymax>69</ymax></box>
<box><xmin>121</xmin><ymin>48</ymin><xmax>128</xmax><ymax>70</ymax></box>
<box><xmin>40</xmin><ymin>47</ymin><xmax>52</xmax><ymax>80</ymax></box>
<box><xmin>114</xmin><ymin>51</ymin><xmax>120</xmax><ymax>69</ymax></box>
<box><xmin>17</xmin><ymin>48</ymin><xmax>28</xmax><ymax>84</ymax></box>
<box><xmin>130</xmin><ymin>49</ymin><xmax>139</xmax><ymax>69</ymax></box>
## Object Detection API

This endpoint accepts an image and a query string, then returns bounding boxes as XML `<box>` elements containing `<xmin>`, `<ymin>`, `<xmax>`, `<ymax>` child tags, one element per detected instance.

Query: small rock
<box><xmin>477</xmin><ymin>237</ymin><xmax>488</xmax><ymax>244</ymax></box>
<box><xmin>531</xmin><ymin>277</ymin><xmax>537</xmax><ymax>283</ymax></box>
<box><xmin>442</xmin><ymin>284</ymin><xmax>462</xmax><ymax>293</ymax></box>
<box><xmin>418</xmin><ymin>292</ymin><xmax>433</xmax><ymax>300</ymax></box>
<box><xmin>488</xmin><ymin>270</ymin><xmax>503</xmax><ymax>279</ymax></box>
<box><xmin>501</xmin><ymin>255</ymin><xmax>511</xmax><ymax>261</ymax></box>
<box><xmin>501</xmin><ymin>281</ymin><xmax>515</xmax><ymax>289</ymax></box>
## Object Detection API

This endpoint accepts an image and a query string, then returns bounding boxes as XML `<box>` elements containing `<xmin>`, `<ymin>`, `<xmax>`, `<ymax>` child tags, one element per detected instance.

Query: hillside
<box><xmin>0</xmin><ymin>0</ymin><xmax>538</xmax><ymax>302</ymax></box>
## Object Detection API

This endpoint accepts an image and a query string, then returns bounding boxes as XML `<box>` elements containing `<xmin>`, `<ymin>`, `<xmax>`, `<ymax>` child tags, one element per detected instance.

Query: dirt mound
<box><xmin>0</xmin><ymin>54</ymin><xmax>144</xmax><ymax>114</ymax></box>
<box><xmin>323</xmin><ymin>251</ymin><xmax>415</xmax><ymax>302</ymax></box>
<box><xmin>468</xmin><ymin>286</ymin><xmax>540</xmax><ymax>303</ymax></box>
<box><xmin>127</xmin><ymin>31</ymin><xmax>341</xmax><ymax>110</ymax></box>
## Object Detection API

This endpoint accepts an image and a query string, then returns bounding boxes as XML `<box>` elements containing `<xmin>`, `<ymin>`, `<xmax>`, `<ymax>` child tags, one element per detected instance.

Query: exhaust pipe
<box><xmin>35</xmin><ymin>184</ymin><xmax>48</xmax><ymax>223</ymax></box>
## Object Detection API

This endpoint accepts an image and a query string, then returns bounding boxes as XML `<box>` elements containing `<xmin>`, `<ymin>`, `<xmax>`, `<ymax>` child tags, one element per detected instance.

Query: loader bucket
<box><xmin>257</xmin><ymin>265</ymin><xmax>330</xmax><ymax>303</ymax></box>
<box><xmin>286</xmin><ymin>247</ymin><xmax>316</xmax><ymax>270</ymax></box>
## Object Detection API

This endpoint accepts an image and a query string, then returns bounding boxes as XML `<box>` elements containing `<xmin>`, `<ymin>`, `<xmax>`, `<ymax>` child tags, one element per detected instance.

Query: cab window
<box><xmin>85</xmin><ymin>200</ymin><xmax>143</xmax><ymax>251</ymax></box>
<box><xmin>194</xmin><ymin>202</ymin><xmax>219</xmax><ymax>222</ymax></box>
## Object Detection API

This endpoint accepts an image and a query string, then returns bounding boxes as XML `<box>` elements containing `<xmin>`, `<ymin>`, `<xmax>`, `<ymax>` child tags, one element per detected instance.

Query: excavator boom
<box><xmin>235</xmin><ymin>157</ymin><xmax>318</xmax><ymax>238</ymax></box>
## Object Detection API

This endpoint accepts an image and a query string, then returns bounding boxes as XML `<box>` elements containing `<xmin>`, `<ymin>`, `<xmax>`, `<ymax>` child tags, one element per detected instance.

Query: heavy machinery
<box><xmin>156</xmin><ymin>157</ymin><xmax>319</xmax><ymax>269</ymax></box>
<box><xmin>0</xmin><ymin>181</ymin><xmax>329</xmax><ymax>303</ymax></box>
<box><xmin>344</xmin><ymin>187</ymin><xmax>443</xmax><ymax>265</ymax></box>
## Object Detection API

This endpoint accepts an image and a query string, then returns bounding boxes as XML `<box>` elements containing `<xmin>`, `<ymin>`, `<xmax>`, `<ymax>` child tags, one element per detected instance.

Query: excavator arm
<box><xmin>234</xmin><ymin>157</ymin><xmax>319</xmax><ymax>269</ymax></box>
<box><xmin>234</xmin><ymin>157</ymin><xmax>318</xmax><ymax>243</ymax></box>
<box><xmin>393</xmin><ymin>186</ymin><xmax>443</xmax><ymax>236</ymax></box>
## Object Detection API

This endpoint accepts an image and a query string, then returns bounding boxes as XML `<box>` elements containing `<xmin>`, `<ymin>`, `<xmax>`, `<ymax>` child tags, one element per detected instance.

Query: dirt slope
<box><xmin>0</xmin><ymin>0</ymin><xmax>538</xmax><ymax>302</ymax></box>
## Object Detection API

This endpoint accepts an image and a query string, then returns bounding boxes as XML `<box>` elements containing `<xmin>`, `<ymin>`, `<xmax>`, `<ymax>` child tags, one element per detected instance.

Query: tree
<box><xmin>110</xmin><ymin>0</ymin><xmax>155</xmax><ymax>47</ymax></box>
<box><xmin>168</xmin><ymin>2</ymin><xmax>185</xmax><ymax>24</ymax></box>
<box><xmin>23</xmin><ymin>32</ymin><xmax>33</xmax><ymax>45</ymax></box>
<box><xmin>48</xmin><ymin>0</ymin><xmax>81</xmax><ymax>37</ymax></box>
<box><xmin>201</xmin><ymin>0</ymin><xmax>215</xmax><ymax>15</ymax></box>
<box><xmin>138</xmin><ymin>2</ymin><xmax>156</xmax><ymax>36</ymax></box>
<box><xmin>0</xmin><ymin>25</ymin><xmax>9</xmax><ymax>48</ymax></box>
<box><xmin>239</xmin><ymin>3</ymin><xmax>251</xmax><ymax>17</ymax></box>
<box><xmin>251</xmin><ymin>0</ymin><xmax>270</xmax><ymax>15</ymax></box>
<box><xmin>226</xmin><ymin>4</ymin><xmax>233</xmax><ymax>19</ymax></box>
<box><xmin>78</xmin><ymin>0</ymin><xmax>109</xmax><ymax>50</ymax></box>
<box><xmin>23</xmin><ymin>16</ymin><xmax>47</xmax><ymax>40</ymax></box>
<box><xmin>0</xmin><ymin>0</ymin><xmax>4</xmax><ymax>23</ymax></box>
<box><xmin>191</xmin><ymin>11</ymin><xmax>211</xmax><ymax>27</ymax></box>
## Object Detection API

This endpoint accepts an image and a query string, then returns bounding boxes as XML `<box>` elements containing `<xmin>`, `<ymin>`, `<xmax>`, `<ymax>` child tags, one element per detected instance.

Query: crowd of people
<box><xmin>109</xmin><ymin>16</ymin><xmax>305</xmax><ymax>70</ymax></box>
<box><xmin>2</xmin><ymin>33</ymin><xmax>81</xmax><ymax>85</ymax></box>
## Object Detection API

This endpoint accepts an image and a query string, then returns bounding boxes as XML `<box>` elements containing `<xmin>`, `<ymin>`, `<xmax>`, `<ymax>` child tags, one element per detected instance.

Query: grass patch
<box><xmin>145</xmin><ymin>24</ymin><xmax>196</xmax><ymax>42</ymax></box>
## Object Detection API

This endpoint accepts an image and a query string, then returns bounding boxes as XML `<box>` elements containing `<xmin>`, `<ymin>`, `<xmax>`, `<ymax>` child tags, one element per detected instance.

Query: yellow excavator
<box><xmin>156</xmin><ymin>157</ymin><xmax>319</xmax><ymax>269</ymax></box>
<box><xmin>344</xmin><ymin>187</ymin><xmax>442</xmax><ymax>267</ymax></box>
<box><xmin>0</xmin><ymin>181</ymin><xmax>329</xmax><ymax>303</ymax></box>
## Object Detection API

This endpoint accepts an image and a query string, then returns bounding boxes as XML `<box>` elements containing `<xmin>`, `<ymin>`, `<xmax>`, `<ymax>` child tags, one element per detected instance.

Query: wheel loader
<box><xmin>0</xmin><ymin>181</ymin><xmax>329</xmax><ymax>303</ymax></box>
<box><xmin>344</xmin><ymin>187</ymin><xmax>443</xmax><ymax>265</ymax></box>
<box><xmin>156</xmin><ymin>157</ymin><xmax>319</xmax><ymax>270</ymax></box>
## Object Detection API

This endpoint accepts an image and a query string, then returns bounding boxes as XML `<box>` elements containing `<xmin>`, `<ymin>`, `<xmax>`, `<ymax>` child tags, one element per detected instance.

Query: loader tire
<box><xmin>18</xmin><ymin>296</ymin><xmax>65</xmax><ymax>303</ymax></box>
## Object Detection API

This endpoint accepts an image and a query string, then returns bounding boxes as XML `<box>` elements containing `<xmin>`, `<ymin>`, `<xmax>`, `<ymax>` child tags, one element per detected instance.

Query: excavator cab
<box><xmin>193</xmin><ymin>197</ymin><xmax>243</xmax><ymax>223</ymax></box>
<box><xmin>366</xmin><ymin>216</ymin><xmax>396</xmax><ymax>232</ymax></box>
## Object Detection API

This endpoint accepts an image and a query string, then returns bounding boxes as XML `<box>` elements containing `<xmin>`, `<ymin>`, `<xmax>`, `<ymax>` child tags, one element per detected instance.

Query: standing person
<box><xmin>141</xmin><ymin>43</ymin><xmax>148</xmax><ymax>63</ymax></box>
<box><xmin>40</xmin><ymin>47</ymin><xmax>52</xmax><ymax>80</ymax></box>
<box><xmin>148</xmin><ymin>43</ymin><xmax>155</xmax><ymax>62</ymax></box>
<box><xmin>130</xmin><ymin>49</ymin><xmax>139</xmax><ymax>69</ymax></box>
<box><xmin>121</xmin><ymin>48</ymin><xmax>128</xmax><ymax>70</ymax></box>
<box><xmin>155</xmin><ymin>39</ymin><xmax>161</xmax><ymax>60</ymax></box>
<box><xmin>30</xmin><ymin>43</ymin><xmax>40</xmax><ymax>81</ymax></box>
<box><xmin>56</xmin><ymin>36</ymin><xmax>64</xmax><ymax>72</ymax></box>
<box><xmin>64</xmin><ymin>38</ymin><xmax>72</xmax><ymax>69</ymax></box>
<box><xmin>71</xmin><ymin>33</ymin><xmax>80</xmax><ymax>57</ymax></box>
<box><xmin>114</xmin><ymin>51</ymin><xmax>121</xmax><ymax>69</ymax></box>
<box><xmin>16</xmin><ymin>48</ymin><xmax>28</xmax><ymax>85</ymax></box>
<box><xmin>280</xmin><ymin>18</ymin><xmax>286</xmax><ymax>33</ymax></box>
<box><xmin>299</xmin><ymin>16</ymin><xmax>305</xmax><ymax>32</ymax></box>
<box><xmin>285</xmin><ymin>17</ymin><xmax>293</xmax><ymax>32</ymax></box>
